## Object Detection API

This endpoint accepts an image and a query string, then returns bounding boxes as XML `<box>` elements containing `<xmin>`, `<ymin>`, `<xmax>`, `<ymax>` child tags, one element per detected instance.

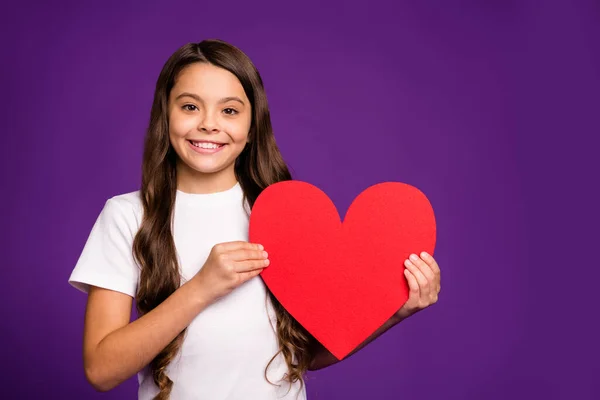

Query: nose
<box><xmin>198</xmin><ymin>110</ymin><xmax>219</xmax><ymax>133</ymax></box>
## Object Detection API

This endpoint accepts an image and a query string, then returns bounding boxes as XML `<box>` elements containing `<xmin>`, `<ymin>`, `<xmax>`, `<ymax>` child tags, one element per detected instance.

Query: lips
<box><xmin>187</xmin><ymin>140</ymin><xmax>226</xmax><ymax>154</ymax></box>
<box><xmin>189</xmin><ymin>140</ymin><xmax>225</xmax><ymax>148</ymax></box>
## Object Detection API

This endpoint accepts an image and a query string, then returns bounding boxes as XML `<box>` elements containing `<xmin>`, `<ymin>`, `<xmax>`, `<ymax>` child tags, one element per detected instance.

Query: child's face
<box><xmin>168</xmin><ymin>62</ymin><xmax>252</xmax><ymax>179</ymax></box>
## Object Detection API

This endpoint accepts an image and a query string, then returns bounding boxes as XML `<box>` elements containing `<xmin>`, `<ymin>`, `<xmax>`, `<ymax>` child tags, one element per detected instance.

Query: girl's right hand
<box><xmin>192</xmin><ymin>241</ymin><xmax>270</xmax><ymax>303</ymax></box>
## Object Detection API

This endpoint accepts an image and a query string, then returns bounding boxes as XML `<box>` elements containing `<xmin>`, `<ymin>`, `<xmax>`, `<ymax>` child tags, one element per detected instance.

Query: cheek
<box><xmin>169</xmin><ymin>114</ymin><xmax>197</xmax><ymax>138</ymax></box>
<box><xmin>224</xmin><ymin>118</ymin><xmax>251</xmax><ymax>143</ymax></box>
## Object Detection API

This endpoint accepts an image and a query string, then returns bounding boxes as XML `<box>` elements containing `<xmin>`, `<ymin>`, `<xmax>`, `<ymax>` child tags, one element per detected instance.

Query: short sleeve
<box><xmin>68</xmin><ymin>197</ymin><xmax>141</xmax><ymax>297</ymax></box>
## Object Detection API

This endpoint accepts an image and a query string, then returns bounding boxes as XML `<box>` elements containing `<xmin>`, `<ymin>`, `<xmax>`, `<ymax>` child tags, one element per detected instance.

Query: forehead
<box><xmin>172</xmin><ymin>63</ymin><xmax>247</xmax><ymax>99</ymax></box>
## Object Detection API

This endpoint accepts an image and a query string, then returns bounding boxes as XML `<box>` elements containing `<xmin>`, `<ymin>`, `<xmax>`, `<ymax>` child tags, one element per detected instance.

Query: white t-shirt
<box><xmin>68</xmin><ymin>182</ymin><xmax>306</xmax><ymax>400</ymax></box>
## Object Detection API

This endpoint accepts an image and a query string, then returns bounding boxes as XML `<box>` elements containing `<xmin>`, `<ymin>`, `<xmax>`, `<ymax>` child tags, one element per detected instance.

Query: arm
<box><xmin>308</xmin><ymin>251</ymin><xmax>441</xmax><ymax>371</ymax></box>
<box><xmin>83</xmin><ymin>279</ymin><xmax>209</xmax><ymax>391</ymax></box>
<box><xmin>83</xmin><ymin>241</ymin><xmax>267</xmax><ymax>392</ymax></box>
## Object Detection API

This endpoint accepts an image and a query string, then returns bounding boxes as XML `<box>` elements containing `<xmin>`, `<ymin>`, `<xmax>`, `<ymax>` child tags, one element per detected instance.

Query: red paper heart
<box><xmin>249</xmin><ymin>181</ymin><xmax>436</xmax><ymax>360</ymax></box>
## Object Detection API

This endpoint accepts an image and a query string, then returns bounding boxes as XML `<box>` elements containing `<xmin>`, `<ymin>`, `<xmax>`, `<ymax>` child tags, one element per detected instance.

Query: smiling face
<box><xmin>168</xmin><ymin>62</ymin><xmax>252</xmax><ymax>193</ymax></box>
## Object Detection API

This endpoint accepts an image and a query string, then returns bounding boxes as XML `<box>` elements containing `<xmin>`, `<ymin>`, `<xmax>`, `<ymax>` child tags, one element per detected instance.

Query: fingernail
<box><xmin>404</xmin><ymin>259</ymin><xmax>412</xmax><ymax>267</ymax></box>
<box><xmin>410</xmin><ymin>254</ymin><xmax>418</xmax><ymax>262</ymax></box>
<box><xmin>421</xmin><ymin>251</ymin><xmax>429</xmax><ymax>259</ymax></box>
<box><xmin>264</xmin><ymin>259</ymin><xmax>270</xmax><ymax>266</ymax></box>
<box><xmin>263</xmin><ymin>251</ymin><xmax>268</xmax><ymax>258</ymax></box>
<box><xmin>258</xmin><ymin>244</ymin><xmax>264</xmax><ymax>250</ymax></box>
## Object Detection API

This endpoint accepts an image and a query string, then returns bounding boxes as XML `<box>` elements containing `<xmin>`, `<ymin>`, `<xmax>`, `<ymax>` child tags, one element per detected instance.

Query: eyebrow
<box><xmin>175</xmin><ymin>92</ymin><xmax>245</xmax><ymax>106</ymax></box>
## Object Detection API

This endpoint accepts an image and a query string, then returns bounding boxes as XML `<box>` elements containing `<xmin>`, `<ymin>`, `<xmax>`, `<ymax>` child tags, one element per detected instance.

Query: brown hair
<box><xmin>132</xmin><ymin>39</ymin><xmax>315</xmax><ymax>399</ymax></box>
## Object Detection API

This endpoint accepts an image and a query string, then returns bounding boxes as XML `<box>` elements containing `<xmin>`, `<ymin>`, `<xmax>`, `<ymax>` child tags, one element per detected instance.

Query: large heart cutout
<box><xmin>249</xmin><ymin>181</ymin><xmax>436</xmax><ymax>360</ymax></box>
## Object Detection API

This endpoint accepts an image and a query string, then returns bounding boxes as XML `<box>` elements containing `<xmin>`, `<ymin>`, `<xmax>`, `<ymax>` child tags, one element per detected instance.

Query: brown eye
<box><xmin>223</xmin><ymin>108</ymin><xmax>238</xmax><ymax>115</ymax></box>
<box><xmin>183</xmin><ymin>104</ymin><xmax>198</xmax><ymax>111</ymax></box>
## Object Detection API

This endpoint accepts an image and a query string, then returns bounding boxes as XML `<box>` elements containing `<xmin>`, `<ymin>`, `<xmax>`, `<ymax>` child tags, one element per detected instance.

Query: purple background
<box><xmin>2</xmin><ymin>1</ymin><xmax>598</xmax><ymax>399</ymax></box>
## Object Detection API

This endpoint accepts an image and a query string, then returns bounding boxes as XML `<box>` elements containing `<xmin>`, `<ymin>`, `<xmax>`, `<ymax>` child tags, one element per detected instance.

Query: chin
<box><xmin>173</xmin><ymin>142</ymin><xmax>243</xmax><ymax>175</ymax></box>
<box><xmin>187</xmin><ymin>160</ymin><xmax>235</xmax><ymax>175</ymax></box>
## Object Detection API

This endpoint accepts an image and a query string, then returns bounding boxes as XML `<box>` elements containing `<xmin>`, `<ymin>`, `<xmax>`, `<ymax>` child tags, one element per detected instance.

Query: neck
<box><xmin>176</xmin><ymin>161</ymin><xmax>238</xmax><ymax>194</ymax></box>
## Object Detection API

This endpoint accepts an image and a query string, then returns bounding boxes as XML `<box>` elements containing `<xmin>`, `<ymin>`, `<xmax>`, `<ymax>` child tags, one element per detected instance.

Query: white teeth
<box><xmin>192</xmin><ymin>142</ymin><xmax>221</xmax><ymax>149</ymax></box>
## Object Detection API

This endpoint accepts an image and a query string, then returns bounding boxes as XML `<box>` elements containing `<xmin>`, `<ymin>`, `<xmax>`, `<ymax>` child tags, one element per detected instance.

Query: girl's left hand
<box><xmin>396</xmin><ymin>251</ymin><xmax>441</xmax><ymax>320</ymax></box>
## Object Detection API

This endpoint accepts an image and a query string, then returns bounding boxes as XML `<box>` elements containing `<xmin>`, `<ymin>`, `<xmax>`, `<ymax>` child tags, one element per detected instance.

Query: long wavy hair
<box><xmin>131</xmin><ymin>39</ymin><xmax>315</xmax><ymax>399</ymax></box>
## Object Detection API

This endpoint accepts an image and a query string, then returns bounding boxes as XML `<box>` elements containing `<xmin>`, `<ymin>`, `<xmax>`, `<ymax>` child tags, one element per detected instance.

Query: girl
<box><xmin>68</xmin><ymin>39</ymin><xmax>441</xmax><ymax>400</ymax></box>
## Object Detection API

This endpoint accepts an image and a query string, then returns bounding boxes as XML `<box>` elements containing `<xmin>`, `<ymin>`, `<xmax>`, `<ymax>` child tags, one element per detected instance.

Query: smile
<box><xmin>188</xmin><ymin>140</ymin><xmax>226</xmax><ymax>154</ymax></box>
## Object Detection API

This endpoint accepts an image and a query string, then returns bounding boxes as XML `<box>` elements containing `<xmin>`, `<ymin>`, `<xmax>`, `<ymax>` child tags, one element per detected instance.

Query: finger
<box><xmin>420</xmin><ymin>251</ymin><xmax>440</xmax><ymax>274</ymax></box>
<box><xmin>227</xmin><ymin>248</ymin><xmax>269</xmax><ymax>262</ymax></box>
<box><xmin>404</xmin><ymin>268</ymin><xmax>420</xmax><ymax>298</ymax></box>
<box><xmin>409</xmin><ymin>253</ymin><xmax>435</xmax><ymax>281</ymax></box>
<box><xmin>217</xmin><ymin>241</ymin><xmax>264</xmax><ymax>252</ymax></box>
<box><xmin>404</xmin><ymin>258</ymin><xmax>430</xmax><ymax>295</ymax></box>
<box><xmin>238</xmin><ymin>268</ymin><xmax>264</xmax><ymax>283</ymax></box>
<box><xmin>234</xmin><ymin>258</ymin><xmax>270</xmax><ymax>272</ymax></box>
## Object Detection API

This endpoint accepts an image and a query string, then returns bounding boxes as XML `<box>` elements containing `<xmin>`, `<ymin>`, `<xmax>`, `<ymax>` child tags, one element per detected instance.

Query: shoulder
<box><xmin>107</xmin><ymin>190</ymin><xmax>143</xmax><ymax>211</ymax></box>
<box><xmin>102</xmin><ymin>190</ymin><xmax>144</xmax><ymax>229</ymax></box>
<box><xmin>69</xmin><ymin>190</ymin><xmax>144</xmax><ymax>296</ymax></box>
